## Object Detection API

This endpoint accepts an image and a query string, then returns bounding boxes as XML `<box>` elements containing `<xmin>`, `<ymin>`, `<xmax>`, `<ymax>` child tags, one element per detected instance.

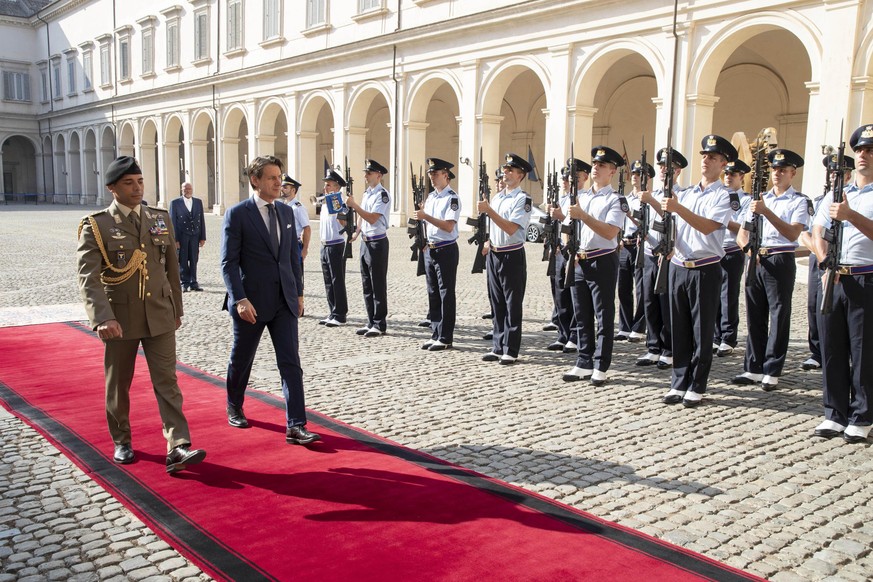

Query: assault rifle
<box><xmin>561</xmin><ymin>144</ymin><xmax>580</xmax><ymax>289</ymax></box>
<box><xmin>742</xmin><ymin>139</ymin><xmax>769</xmax><ymax>286</ymax></box>
<box><xmin>633</xmin><ymin>146</ymin><xmax>649</xmax><ymax>271</ymax></box>
<box><xmin>651</xmin><ymin>147</ymin><xmax>675</xmax><ymax>295</ymax></box>
<box><xmin>821</xmin><ymin>124</ymin><xmax>847</xmax><ymax>315</ymax></box>
<box><xmin>338</xmin><ymin>158</ymin><xmax>355</xmax><ymax>260</ymax></box>
<box><xmin>466</xmin><ymin>148</ymin><xmax>491</xmax><ymax>274</ymax></box>
<box><xmin>407</xmin><ymin>164</ymin><xmax>427</xmax><ymax>277</ymax></box>
<box><xmin>540</xmin><ymin>161</ymin><xmax>561</xmax><ymax>277</ymax></box>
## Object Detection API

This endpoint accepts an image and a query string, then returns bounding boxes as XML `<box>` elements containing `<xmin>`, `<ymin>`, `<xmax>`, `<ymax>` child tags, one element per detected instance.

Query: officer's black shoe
<box><xmin>286</xmin><ymin>425</ymin><xmax>321</xmax><ymax>445</ymax></box>
<box><xmin>190</xmin><ymin>284</ymin><xmax>204</xmax><ymax>291</ymax></box>
<box><xmin>813</xmin><ymin>428</ymin><xmax>843</xmax><ymax>439</ymax></box>
<box><xmin>801</xmin><ymin>358</ymin><xmax>822</xmax><ymax>371</ymax></box>
<box><xmin>614</xmin><ymin>333</ymin><xmax>629</xmax><ymax>342</ymax></box>
<box><xmin>113</xmin><ymin>443</ymin><xmax>135</xmax><ymax>464</ymax></box>
<box><xmin>542</xmin><ymin>322</ymin><xmax>558</xmax><ymax>332</ymax></box>
<box><xmin>227</xmin><ymin>406</ymin><xmax>250</xmax><ymax>428</ymax></box>
<box><xmin>843</xmin><ymin>433</ymin><xmax>869</xmax><ymax>444</ymax></box>
<box><xmin>482</xmin><ymin>332</ymin><xmax>493</xmax><ymax>341</ymax></box>
<box><xmin>482</xmin><ymin>352</ymin><xmax>500</xmax><ymax>362</ymax></box>
<box><xmin>481</xmin><ymin>312</ymin><xmax>494</xmax><ymax>319</ymax></box>
<box><xmin>166</xmin><ymin>445</ymin><xmax>206</xmax><ymax>474</ymax></box>
<box><xmin>418</xmin><ymin>320</ymin><xmax>431</xmax><ymax>328</ymax></box>
<box><xmin>662</xmin><ymin>389</ymin><xmax>685</xmax><ymax>405</ymax></box>
<box><xmin>547</xmin><ymin>342</ymin><xmax>565</xmax><ymax>351</ymax></box>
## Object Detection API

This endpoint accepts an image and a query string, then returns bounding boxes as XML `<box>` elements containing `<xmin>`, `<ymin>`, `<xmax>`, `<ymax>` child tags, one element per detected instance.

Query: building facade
<box><xmin>2</xmin><ymin>0</ymin><xmax>873</xmax><ymax>224</ymax></box>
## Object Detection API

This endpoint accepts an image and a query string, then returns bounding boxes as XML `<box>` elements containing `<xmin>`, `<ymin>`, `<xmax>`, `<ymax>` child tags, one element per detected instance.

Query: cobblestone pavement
<box><xmin>1</xmin><ymin>205</ymin><xmax>871</xmax><ymax>581</ymax></box>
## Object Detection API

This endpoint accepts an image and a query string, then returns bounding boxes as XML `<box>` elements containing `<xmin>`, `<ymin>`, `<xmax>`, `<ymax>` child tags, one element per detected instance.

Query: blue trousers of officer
<box><xmin>617</xmin><ymin>243</ymin><xmax>645</xmax><ymax>334</ymax></box>
<box><xmin>806</xmin><ymin>257</ymin><xmax>822</xmax><ymax>363</ymax></box>
<box><xmin>226</xmin><ymin>301</ymin><xmax>307</xmax><ymax>427</ymax></box>
<box><xmin>550</xmin><ymin>250</ymin><xmax>576</xmax><ymax>344</ymax></box>
<box><xmin>177</xmin><ymin>234</ymin><xmax>200</xmax><ymax>287</ymax></box>
<box><xmin>744</xmin><ymin>253</ymin><xmax>795</xmax><ymax>376</ymax></box>
<box><xmin>320</xmin><ymin>242</ymin><xmax>348</xmax><ymax>322</ymax></box>
<box><xmin>360</xmin><ymin>238</ymin><xmax>389</xmax><ymax>332</ymax></box>
<box><xmin>642</xmin><ymin>254</ymin><xmax>672</xmax><ymax>356</ymax></box>
<box><xmin>820</xmin><ymin>273</ymin><xmax>873</xmax><ymax>426</ymax></box>
<box><xmin>670</xmin><ymin>262</ymin><xmax>722</xmax><ymax>394</ymax></box>
<box><xmin>425</xmin><ymin>242</ymin><xmax>459</xmax><ymax>344</ymax></box>
<box><xmin>714</xmin><ymin>250</ymin><xmax>745</xmax><ymax>348</ymax></box>
<box><xmin>486</xmin><ymin>248</ymin><xmax>526</xmax><ymax>358</ymax></box>
<box><xmin>572</xmin><ymin>252</ymin><xmax>619</xmax><ymax>371</ymax></box>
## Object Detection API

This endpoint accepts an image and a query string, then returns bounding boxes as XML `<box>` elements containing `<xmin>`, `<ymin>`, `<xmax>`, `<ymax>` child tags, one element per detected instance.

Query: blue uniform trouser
<box><xmin>425</xmin><ymin>242</ymin><xmax>459</xmax><ymax>344</ymax></box>
<box><xmin>617</xmin><ymin>244</ymin><xmax>645</xmax><ymax>334</ymax></box>
<box><xmin>670</xmin><ymin>262</ymin><xmax>722</xmax><ymax>394</ymax></box>
<box><xmin>360</xmin><ymin>238</ymin><xmax>389</xmax><ymax>332</ymax></box>
<box><xmin>486</xmin><ymin>248</ymin><xmax>526</xmax><ymax>358</ymax></box>
<box><xmin>642</xmin><ymin>254</ymin><xmax>672</xmax><ymax>356</ymax></box>
<box><xmin>807</xmin><ymin>257</ymin><xmax>822</xmax><ymax>363</ymax></box>
<box><xmin>571</xmin><ymin>252</ymin><xmax>619</xmax><ymax>371</ymax></box>
<box><xmin>714</xmin><ymin>250</ymin><xmax>745</xmax><ymax>348</ymax></box>
<box><xmin>744</xmin><ymin>253</ymin><xmax>795</xmax><ymax>377</ymax></box>
<box><xmin>320</xmin><ymin>243</ymin><xmax>347</xmax><ymax>322</ymax></box>
<box><xmin>177</xmin><ymin>234</ymin><xmax>200</xmax><ymax>286</ymax></box>
<box><xmin>551</xmin><ymin>250</ymin><xmax>576</xmax><ymax>344</ymax></box>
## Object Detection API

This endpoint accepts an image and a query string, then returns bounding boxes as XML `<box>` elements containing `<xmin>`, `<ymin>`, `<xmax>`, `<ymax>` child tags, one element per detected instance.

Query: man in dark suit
<box><xmin>220</xmin><ymin>155</ymin><xmax>320</xmax><ymax>445</ymax></box>
<box><xmin>170</xmin><ymin>182</ymin><xmax>207</xmax><ymax>292</ymax></box>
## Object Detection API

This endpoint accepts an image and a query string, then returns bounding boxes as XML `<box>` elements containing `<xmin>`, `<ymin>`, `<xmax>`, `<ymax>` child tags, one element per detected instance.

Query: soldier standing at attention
<box><xmin>615</xmin><ymin>160</ymin><xmax>650</xmax><ymax>343</ymax></box>
<box><xmin>661</xmin><ymin>135</ymin><xmax>736</xmax><ymax>408</ymax></box>
<box><xmin>733</xmin><ymin>149</ymin><xmax>810</xmax><ymax>391</ymax></box>
<box><xmin>279</xmin><ymin>174</ymin><xmax>311</xmax><ymax>267</ymax></box>
<box><xmin>169</xmin><ymin>182</ymin><xmax>206</xmax><ymax>292</ymax></box>
<box><xmin>77</xmin><ymin>156</ymin><xmax>206</xmax><ymax>474</ymax></box>
<box><xmin>345</xmin><ymin>159</ymin><xmax>391</xmax><ymax>337</ymax></box>
<box><xmin>479</xmin><ymin>153</ymin><xmax>533</xmax><ymax>365</ymax></box>
<box><xmin>713</xmin><ymin>159</ymin><xmax>751</xmax><ymax>357</ymax></box>
<box><xmin>318</xmin><ymin>169</ymin><xmax>349</xmax><ymax>327</ymax></box>
<box><xmin>811</xmin><ymin>123</ymin><xmax>873</xmax><ymax>444</ymax></box>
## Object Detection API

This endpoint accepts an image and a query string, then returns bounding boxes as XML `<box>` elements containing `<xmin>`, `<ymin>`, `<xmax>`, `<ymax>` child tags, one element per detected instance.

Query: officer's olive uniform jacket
<box><xmin>77</xmin><ymin>200</ymin><xmax>184</xmax><ymax>339</ymax></box>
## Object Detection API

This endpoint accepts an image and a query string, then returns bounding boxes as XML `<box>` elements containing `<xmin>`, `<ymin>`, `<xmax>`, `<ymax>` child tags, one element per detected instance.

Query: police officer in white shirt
<box><xmin>478</xmin><ymin>153</ymin><xmax>533</xmax><ymax>365</ymax></box>
<box><xmin>662</xmin><ymin>135</ymin><xmax>736</xmax><ymax>407</ymax></box>
<box><xmin>345</xmin><ymin>159</ymin><xmax>391</xmax><ymax>337</ymax></box>
<box><xmin>319</xmin><ymin>169</ymin><xmax>349</xmax><ymax>327</ymax></box>
<box><xmin>280</xmin><ymin>174</ymin><xmax>311</xmax><ymax>265</ymax></box>
<box><xmin>733</xmin><ymin>149</ymin><xmax>810</xmax><ymax>390</ymax></box>
<box><xmin>414</xmin><ymin>158</ymin><xmax>461</xmax><ymax>351</ymax></box>
<box><xmin>713</xmin><ymin>160</ymin><xmax>751</xmax><ymax>357</ymax></box>
<box><xmin>615</xmin><ymin>160</ymin><xmax>651</xmax><ymax>343</ymax></box>
<box><xmin>811</xmin><ymin>123</ymin><xmax>873</xmax><ymax>444</ymax></box>
<box><xmin>562</xmin><ymin>146</ymin><xmax>625</xmax><ymax>386</ymax></box>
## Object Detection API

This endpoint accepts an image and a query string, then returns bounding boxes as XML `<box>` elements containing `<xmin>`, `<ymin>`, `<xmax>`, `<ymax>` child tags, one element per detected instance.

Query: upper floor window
<box><xmin>359</xmin><ymin>0</ymin><xmax>380</xmax><ymax>11</ymax></box>
<box><xmin>263</xmin><ymin>0</ymin><xmax>281</xmax><ymax>41</ymax></box>
<box><xmin>79</xmin><ymin>43</ymin><xmax>94</xmax><ymax>92</ymax></box>
<box><xmin>97</xmin><ymin>34</ymin><xmax>112</xmax><ymax>87</ymax></box>
<box><xmin>138</xmin><ymin>16</ymin><xmax>157</xmax><ymax>77</ymax></box>
<box><xmin>116</xmin><ymin>26</ymin><xmax>133</xmax><ymax>82</ymax></box>
<box><xmin>51</xmin><ymin>58</ymin><xmax>62</xmax><ymax>99</ymax></box>
<box><xmin>161</xmin><ymin>5</ymin><xmax>183</xmax><ymax>70</ymax></box>
<box><xmin>194</xmin><ymin>9</ymin><xmax>210</xmax><ymax>62</ymax></box>
<box><xmin>227</xmin><ymin>0</ymin><xmax>244</xmax><ymax>51</ymax></box>
<box><xmin>2</xmin><ymin>71</ymin><xmax>31</xmax><ymax>102</ymax></box>
<box><xmin>307</xmin><ymin>0</ymin><xmax>325</xmax><ymax>28</ymax></box>
<box><xmin>66</xmin><ymin>58</ymin><xmax>77</xmax><ymax>94</ymax></box>
<box><xmin>38</xmin><ymin>63</ymin><xmax>48</xmax><ymax>102</ymax></box>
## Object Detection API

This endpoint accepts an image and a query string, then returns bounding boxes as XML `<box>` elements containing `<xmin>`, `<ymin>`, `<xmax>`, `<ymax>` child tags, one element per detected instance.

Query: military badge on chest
<box><xmin>149</xmin><ymin>214</ymin><xmax>170</xmax><ymax>236</ymax></box>
<box><xmin>109</xmin><ymin>227</ymin><xmax>125</xmax><ymax>240</ymax></box>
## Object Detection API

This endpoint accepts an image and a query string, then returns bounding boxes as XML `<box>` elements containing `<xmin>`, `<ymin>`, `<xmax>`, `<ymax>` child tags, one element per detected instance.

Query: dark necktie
<box><xmin>130</xmin><ymin>211</ymin><xmax>140</xmax><ymax>231</ymax></box>
<box><xmin>267</xmin><ymin>203</ymin><xmax>279</xmax><ymax>254</ymax></box>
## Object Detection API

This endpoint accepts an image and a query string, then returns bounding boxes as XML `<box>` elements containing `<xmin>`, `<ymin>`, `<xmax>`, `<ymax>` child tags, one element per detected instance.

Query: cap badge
<box><xmin>862</xmin><ymin>126</ymin><xmax>873</xmax><ymax>139</ymax></box>
<box><xmin>775</xmin><ymin>153</ymin><xmax>785</xmax><ymax>161</ymax></box>
<box><xmin>706</xmin><ymin>136</ymin><xmax>717</xmax><ymax>147</ymax></box>
<box><xmin>596</xmin><ymin>149</ymin><xmax>606</xmax><ymax>156</ymax></box>
<box><xmin>505</xmin><ymin>154</ymin><xmax>513</xmax><ymax>163</ymax></box>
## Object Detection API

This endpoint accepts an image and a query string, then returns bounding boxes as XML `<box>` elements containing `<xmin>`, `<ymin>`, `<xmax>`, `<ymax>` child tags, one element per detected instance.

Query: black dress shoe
<box><xmin>542</xmin><ymin>322</ymin><xmax>558</xmax><ymax>332</ymax></box>
<box><xmin>166</xmin><ymin>445</ymin><xmax>206</xmax><ymax>474</ymax></box>
<box><xmin>663</xmin><ymin>394</ymin><xmax>684</xmax><ymax>405</ymax></box>
<box><xmin>614</xmin><ymin>333</ymin><xmax>629</xmax><ymax>341</ymax></box>
<box><xmin>227</xmin><ymin>406</ymin><xmax>250</xmax><ymax>428</ymax></box>
<box><xmin>421</xmin><ymin>341</ymin><xmax>434</xmax><ymax>350</ymax></box>
<box><xmin>190</xmin><ymin>284</ymin><xmax>204</xmax><ymax>292</ymax></box>
<box><xmin>482</xmin><ymin>332</ymin><xmax>493</xmax><ymax>340</ymax></box>
<box><xmin>843</xmin><ymin>433</ymin><xmax>869</xmax><ymax>444</ymax></box>
<box><xmin>418</xmin><ymin>320</ymin><xmax>431</xmax><ymax>328</ymax></box>
<box><xmin>286</xmin><ymin>425</ymin><xmax>321</xmax><ymax>445</ymax></box>
<box><xmin>482</xmin><ymin>313</ymin><xmax>494</xmax><ymax>319</ymax></box>
<box><xmin>547</xmin><ymin>342</ymin><xmax>564</xmax><ymax>351</ymax></box>
<box><xmin>682</xmin><ymin>399</ymin><xmax>702</xmax><ymax>408</ymax></box>
<box><xmin>482</xmin><ymin>352</ymin><xmax>500</xmax><ymax>362</ymax></box>
<box><xmin>813</xmin><ymin>428</ymin><xmax>843</xmax><ymax>439</ymax></box>
<box><xmin>113</xmin><ymin>443</ymin><xmax>135</xmax><ymax>464</ymax></box>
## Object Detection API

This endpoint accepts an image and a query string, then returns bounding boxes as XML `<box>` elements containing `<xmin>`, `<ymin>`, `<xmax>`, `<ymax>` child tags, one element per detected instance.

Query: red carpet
<box><xmin>0</xmin><ymin>322</ymin><xmax>761</xmax><ymax>581</ymax></box>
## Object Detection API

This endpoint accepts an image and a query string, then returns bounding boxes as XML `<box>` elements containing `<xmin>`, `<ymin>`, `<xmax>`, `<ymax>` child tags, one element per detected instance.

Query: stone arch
<box><xmin>851</xmin><ymin>27</ymin><xmax>873</xmax><ymax>124</ymax></box>
<box><xmin>164</xmin><ymin>114</ymin><xmax>185</xmax><ymax>200</ymax></box>
<box><xmin>1</xmin><ymin>135</ymin><xmax>39</xmax><ymax>199</ymax></box>
<box><xmin>68</xmin><ymin>130</ymin><xmax>82</xmax><ymax>199</ymax></box>
<box><xmin>347</xmin><ymin>82</ymin><xmax>393</xmax><ymax>191</ymax></box>
<box><xmin>190</xmin><ymin>109</ymin><xmax>216</xmax><ymax>208</ymax></box>
<box><xmin>99</xmin><ymin>125</ymin><xmax>116</xmax><ymax>205</ymax></box>
<box><xmin>222</xmin><ymin>104</ymin><xmax>250</xmax><ymax>204</ymax></box>
<box><xmin>140</xmin><ymin>119</ymin><xmax>160</xmax><ymax>205</ymax></box>
<box><xmin>54</xmin><ymin>133</ymin><xmax>67</xmax><ymax>196</ymax></box>
<box><xmin>42</xmin><ymin>134</ymin><xmax>55</xmax><ymax>195</ymax></box>
<box><xmin>83</xmin><ymin>128</ymin><xmax>100</xmax><ymax>203</ymax></box>
<box><xmin>257</xmin><ymin>98</ymin><xmax>289</xmax><ymax>163</ymax></box>
<box><xmin>118</xmin><ymin>121</ymin><xmax>136</xmax><ymax>158</ymax></box>
<box><xmin>298</xmin><ymin>92</ymin><xmax>335</xmax><ymax>203</ymax></box>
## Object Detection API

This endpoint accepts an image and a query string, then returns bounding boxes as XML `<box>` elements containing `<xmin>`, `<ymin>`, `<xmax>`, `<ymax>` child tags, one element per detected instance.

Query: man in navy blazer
<box><xmin>220</xmin><ymin>155</ymin><xmax>320</xmax><ymax>445</ymax></box>
<box><xmin>170</xmin><ymin>182</ymin><xmax>207</xmax><ymax>291</ymax></box>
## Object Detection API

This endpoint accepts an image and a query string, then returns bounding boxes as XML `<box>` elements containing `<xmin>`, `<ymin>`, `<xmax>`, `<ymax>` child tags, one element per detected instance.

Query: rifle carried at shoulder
<box><xmin>407</xmin><ymin>164</ymin><xmax>427</xmax><ymax>277</ymax></box>
<box><xmin>742</xmin><ymin>132</ymin><xmax>772</xmax><ymax>286</ymax></box>
<box><xmin>651</xmin><ymin>147</ymin><xmax>675</xmax><ymax>295</ymax></box>
<box><xmin>338</xmin><ymin>158</ymin><xmax>356</xmax><ymax>260</ymax></box>
<box><xmin>541</xmin><ymin>161</ymin><xmax>560</xmax><ymax>277</ymax></box>
<box><xmin>821</xmin><ymin>123</ymin><xmax>847</xmax><ymax>315</ymax></box>
<box><xmin>633</xmin><ymin>146</ymin><xmax>649</xmax><ymax>271</ymax></box>
<box><xmin>561</xmin><ymin>144</ymin><xmax>580</xmax><ymax>289</ymax></box>
<box><xmin>466</xmin><ymin>148</ymin><xmax>491</xmax><ymax>274</ymax></box>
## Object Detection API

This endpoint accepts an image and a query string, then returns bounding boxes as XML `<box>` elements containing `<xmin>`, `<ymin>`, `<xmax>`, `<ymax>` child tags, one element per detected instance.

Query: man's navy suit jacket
<box><xmin>220</xmin><ymin>196</ymin><xmax>303</xmax><ymax>318</ymax></box>
<box><xmin>170</xmin><ymin>196</ymin><xmax>207</xmax><ymax>241</ymax></box>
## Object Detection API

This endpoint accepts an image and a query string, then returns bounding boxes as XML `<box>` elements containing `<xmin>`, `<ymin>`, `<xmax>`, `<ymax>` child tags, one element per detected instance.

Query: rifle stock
<box><xmin>562</xmin><ymin>144</ymin><xmax>579</xmax><ymax>289</ymax></box>
<box><xmin>339</xmin><ymin>158</ymin><xmax>355</xmax><ymax>260</ymax></box>
<box><xmin>821</xmin><ymin>124</ymin><xmax>846</xmax><ymax>315</ymax></box>
<box><xmin>407</xmin><ymin>164</ymin><xmax>427</xmax><ymax>277</ymax></box>
<box><xmin>634</xmin><ymin>147</ymin><xmax>648</xmax><ymax>271</ymax></box>
<box><xmin>652</xmin><ymin>147</ymin><xmax>674</xmax><ymax>295</ymax></box>
<box><xmin>468</xmin><ymin>148</ymin><xmax>491</xmax><ymax>274</ymax></box>
<box><xmin>541</xmin><ymin>161</ymin><xmax>560</xmax><ymax>277</ymax></box>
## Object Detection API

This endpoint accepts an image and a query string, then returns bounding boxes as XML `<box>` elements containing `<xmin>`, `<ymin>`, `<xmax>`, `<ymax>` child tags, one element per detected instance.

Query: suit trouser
<box><xmin>670</xmin><ymin>262</ymin><xmax>722</xmax><ymax>394</ymax></box>
<box><xmin>425</xmin><ymin>242</ymin><xmax>459</xmax><ymax>344</ymax></box>
<box><xmin>714</xmin><ymin>250</ymin><xmax>745</xmax><ymax>348</ymax></box>
<box><xmin>571</xmin><ymin>252</ymin><xmax>619</xmax><ymax>371</ymax></box>
<box><xmin>487</xmin><ymin>248</ymin><xmax>526</xmax><ymax>358</ymax></box>
<box><xmin>177</xmin><ymin>234</ymin><xmax>201</xmax><ymax>286</ymax></box>
<box><xmin>360</xmin><ymin>238</ymin><xmax>390</xmax><ymax>331</ymax></box>
<box><xmin>320</xmin><ymin>242</ymin><xmax>348</xmax><ymax>322</ymax></box>
<box><xmin>550</xmin><ymin>250</ymin><xmax>576</xmax><ymax>344</ymax></box>
<box><xmin>807</xmin><ymin>257</ymin><xmax>822</xmax><ymax>362</ymax></box>
<box><xmin>617</xmin><ymin>244</ymin><xmax>645</xmax><ymax>334</ymax></box>
<box><xmin>744</xmin><ymin>252</ymin><xmax>795</xmax><ymax>376</ymax></box>
<box><xmin>821</xmin><ymin>273</ymin><xmax>873</xmax><ymax>426</ymax></box>
<box><xmin>642</xmin><ymin>254</ymin><xmax>672</xmax><ymax>356</ymax></box>
<box><xmin>104</xmin><ymin>330</ymin><xmax>190</xmax><ymax>451</ymax></box>
<box><xmin>226</xmin><ymin>301</ymin><xmax>307</xmax><ymax>427</ymax></box>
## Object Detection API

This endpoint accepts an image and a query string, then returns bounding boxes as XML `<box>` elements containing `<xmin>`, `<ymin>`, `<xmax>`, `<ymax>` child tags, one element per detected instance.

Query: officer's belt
<box><xmin>492</xmin><ymin>242</ymin><xmax>524</xmax><ymax>253</ymax></box>
<box><xmin>759</xmin><ymin>245</ymin><xmax>796</xmax><ymax>256</ymax></box>
<box><xmin>671</xmin><ymin>255</ymin><xmax>721</xmax><ymax>269</ymax></box>
<box><xmin>577</xmin><ymin>248</ymin><xmax>614</xmax><ymax>260</ymax></box>
<box><xmin>837</xmin><ymin>264</ymin><xmax>873</xmax><ymax>275</ymax></box>
<box><xmin>362</xmin><ymin>233</ymin><xmax>387</xmax><ymax>242</ymax></box>
<box><xmin>427</xmin><ymin>239</ymin><xmax>457</xmax><ymax>249</ymax></box>
<box><xmin>723</xmin><ymin>244</ymin><xmax>742</xmax><ymax>254</ymax></box>
<box><xmin>323</xmin><ymin>238</ymin><xmax>345</xmax><ymax>246</ymax></box>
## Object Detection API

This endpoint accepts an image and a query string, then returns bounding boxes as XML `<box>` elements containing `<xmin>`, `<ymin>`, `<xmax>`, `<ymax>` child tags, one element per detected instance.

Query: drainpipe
<box><xmin>35</xmin><ymin>11</ymin><xmax>54</xmax><ymax>202</ymax></box>
<box><xmin>392</xmin><ymin>0</ymin><xmax>402</xmax><ymax>213</ymax></box>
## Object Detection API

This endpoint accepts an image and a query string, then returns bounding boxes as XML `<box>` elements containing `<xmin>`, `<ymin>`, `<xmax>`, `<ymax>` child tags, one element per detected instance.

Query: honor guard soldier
<box><xmin>480</xmin><ymin>168</ymin><xmax>506</xmax><ymax>340</ymax></box>
<box><xmin>662</xmin><ymin>135</ymin><xmax>736</xmax><ymax>407</ymax></box>
<box><xmin>714</xmin><ymin>159</ymin><xmax>751</xmax><ymax>356</ymax></box>
<box><xmin>811</xmin><ymin>123</ymin><xmax>873</xmax><ymax>443</ymax></box>
<box><xmin>345</xmin><ymin>159</ymin><xmax>391</xmax><ymax>337</ymax></box>
<box><xmin>280</xmin><ymin>174</ymin><xmax>311</xmax><ymax>267</ymax></box>
<box><xmin>733</xmin><ymin>149</ymin><xmax>810</xmax><ymax>390</ymax></box>
<box><xmin>615</xmin><ymin>160</ymin><xmax>652</xmax><ymax>342</ymax></box>
<box><xmin>479</xmin><ymin>153</ymin><xmax>533</xmax><ymax>365</ymax></box>
<box><xmin>415</xmin><ymin>158</ymin><xmax>461</xmax><ymax>351</ymax></box>
<box><xmin>799</xmin><ymin>155</ymin><xmax>854</xmax><ymax>371</ymax></box>
<box><xmin>319</xmin><ymin>169</ymin><xmax>349</xmax><ymax>327</ymax></box>
<box><xmin>637</xmin><ymin>148</ymin><xmax>687</xmax><ymax>368</ymax></box>
<box><xmin>77</xmin><ymin>156</ymin><xmax>206</xmax><ymax>473</ymax></box>
<box><xmin>547</xmin><ymin>159</ymin><xmax>588</xmax><ymax>352</ymax></box>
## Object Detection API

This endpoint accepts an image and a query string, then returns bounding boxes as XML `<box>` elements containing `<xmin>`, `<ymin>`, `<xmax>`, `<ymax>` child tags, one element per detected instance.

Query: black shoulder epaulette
<box><xmin>617</xmin><ymin>195</ymin><xmax>629</xmax><ymax>213</ymax></box>
<box><xmin>381</xmin><ymin>190</ymin><xmax>389</xmax><ymax>204</ymax></box>
<box><xmin>728</xmin><ymin>191</ymin><xmax>740</xmax><ymax>211</ymax></box>
<box><xmin>524</xmin><ymin>196</ymin><xmax>532</xmax><ymax>212</ymax></box>
<box><xmin>450</xmin><ymin>196</ymin><xmax>459</xmax><ymax>211</ymax></box>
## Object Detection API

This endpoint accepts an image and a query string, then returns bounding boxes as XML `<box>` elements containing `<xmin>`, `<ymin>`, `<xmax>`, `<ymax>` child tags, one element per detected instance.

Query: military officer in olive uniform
<box><xmin>76</xmin><ymin>156</ymin><xmax>206</xmax><ymax>474</ymax></box>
